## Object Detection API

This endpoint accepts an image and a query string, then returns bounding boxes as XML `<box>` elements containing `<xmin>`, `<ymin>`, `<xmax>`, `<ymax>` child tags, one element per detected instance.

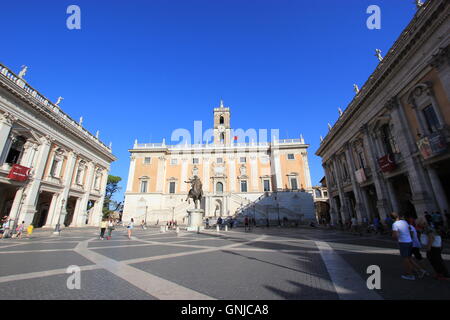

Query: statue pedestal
<box><xmin>186</xmin><ymin>209</ymin><xmax>204</xmax><ymax>231</ymax></box>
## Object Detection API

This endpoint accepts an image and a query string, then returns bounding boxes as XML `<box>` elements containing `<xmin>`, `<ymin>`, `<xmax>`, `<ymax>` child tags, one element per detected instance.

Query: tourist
<box><xmin>350</xmin><ymin>216</ymin><xmax>358</xmax><ymax>235</ymax></box>
<box><xmin>391</xmin><ymin>212</ymin><xmax>422</xmax><ymax>280</ymax></box>
<box><xmin>217</xmin><ymin>217</ymin><xmax>223</xmax><ymax>230</ymax></box>
<box><xmin>1</xmin><ymin>217</ymin><xmax>10</xmax><ymax>239</ymax></box>
<box><xmin>107</xmin><ymin>218</ymin><xmax>115</xmax><ymax>240</ymax></box>
<box><xmin>244</xmin><ymin>216</ymin><xmax>249</xmax><ymax>232</ymax></box>
<box><xmin>384</xmin><ymin>214</ymin><xmax>394</xmax><ymax>232</ymax></box>
<box><xmin>432</xmin><ymin>212</ymin><xmax>443</xmax><ymax>229</ymax></box>
<box><xmin>141</xmin><ymin>220</ymin><xmax>147</xmax><ymax>230</ymax></box>
<box><xmin>15</xmin><ymin>221</ymin><xmax>25</xmax><ymax>239</ymax></box>
<box><xmin>407</xmin><ymin>217</ymin><xmax>428</xmax><ymax>277</ymax></box>
<box><xmin>425</xmin><ymin>211</ymin><xmax>433</xmax><ymax>225</ymax></box>
<box><xmin>27</xmin><ymin>224</ymin><xmax>34</xmax><ymax>238</ymax></box>
<box><xmin>99</xmin><ymin>219</ymin><xmax>107</xmax><ymax>240</ymax></box>
<box><xmin>205</xmin><ymin>218</ymin><xmax>209</xmax><ymax>229</ymax></box>
<box><xmin>127</xmin><ymin>218</ymin><xmax>134</xmax><ymax>240</ymax></box>
<box><xmin>416</xmin><ymin>217</ymin><xmax>449</xmax><ymax>280</ymax></box>
<box><xmin>373</xmin><ymin>216</ymin><xmax>381</xmax><ymax>234</ymax></box>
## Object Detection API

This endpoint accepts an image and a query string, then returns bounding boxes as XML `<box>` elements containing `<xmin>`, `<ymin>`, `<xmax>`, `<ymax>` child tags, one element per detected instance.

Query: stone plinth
<box><xmin>186</xmin><ymin>209</ymin><xmax>204</xmax><ymax>231</ymax></box>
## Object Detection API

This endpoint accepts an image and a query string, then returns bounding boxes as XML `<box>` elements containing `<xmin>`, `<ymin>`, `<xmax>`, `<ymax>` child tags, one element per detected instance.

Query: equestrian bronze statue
<box><xmin>185</xmin><ymin>176</ymin><xmax>203</xmax><ymax>209</ymax></box>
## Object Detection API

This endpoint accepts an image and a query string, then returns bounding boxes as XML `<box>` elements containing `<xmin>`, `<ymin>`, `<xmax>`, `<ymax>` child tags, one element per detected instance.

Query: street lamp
<box><xmin>55</xmin><ymin>199</ymin><xmax>65</xmax><ymax>234</ymax></box>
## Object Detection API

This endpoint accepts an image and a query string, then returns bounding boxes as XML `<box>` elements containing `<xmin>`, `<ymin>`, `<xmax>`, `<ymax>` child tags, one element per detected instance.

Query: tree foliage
<box><xmin>103</xmin><ymin>175</ymin><xmax>122</xmax><ymax>216</ymax></box>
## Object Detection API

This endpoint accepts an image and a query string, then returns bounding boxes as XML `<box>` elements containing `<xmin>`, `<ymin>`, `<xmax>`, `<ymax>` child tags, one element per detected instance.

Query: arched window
<box><xmin>220</xmin><ymin>133</ymin><xmax>225</xmax><ymax>143</ymax></box>
<box><xmin>219</xmin><ymin>115</ymin><xmax>224</xmax><ymax>124</ymax></box>
<box><xmin>216</xmin><ymin>182</ymin><xmax>223</xmax><ymax>193</ymax></box>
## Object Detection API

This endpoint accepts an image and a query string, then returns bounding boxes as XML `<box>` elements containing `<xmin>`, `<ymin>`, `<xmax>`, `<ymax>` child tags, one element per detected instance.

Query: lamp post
<box><xmin>144</xmin><ymin>206</ymin><xmax>148</xmax><ymax>225</ymax></box>
<box><xmin>55</xmin><ymin>199</ymin><xmax>65</xmax><ymax>234</ymax></box>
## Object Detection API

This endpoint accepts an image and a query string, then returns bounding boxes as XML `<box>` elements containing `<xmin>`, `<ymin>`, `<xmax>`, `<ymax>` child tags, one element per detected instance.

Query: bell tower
<box><xmin>213</xmin><ymin>100</ymin><xmax>231</xmax><ymax>145</ymax></box>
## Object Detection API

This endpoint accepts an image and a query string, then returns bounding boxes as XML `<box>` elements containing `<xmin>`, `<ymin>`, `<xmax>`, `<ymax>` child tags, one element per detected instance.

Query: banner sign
<box><xmin>378</xmin><ymin>154</ymin><xmax>396</xmax><ymax>173</ymax></box>
<box><xmin>7</xmin><ymin>164</ymin><xmax>31</xmax><ymax>181</ymax></box>
<box><xmin>417</xmin><ymin>132</ymin><xmax>447</xmax><ymax>160</ymax></box>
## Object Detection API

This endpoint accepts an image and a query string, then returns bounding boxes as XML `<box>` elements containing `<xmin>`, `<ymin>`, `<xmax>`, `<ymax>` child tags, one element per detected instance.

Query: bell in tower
<box><xmin>213</xmin><ymin>100</ymin><xmax>231</xmax><ymax>145</ymax></box>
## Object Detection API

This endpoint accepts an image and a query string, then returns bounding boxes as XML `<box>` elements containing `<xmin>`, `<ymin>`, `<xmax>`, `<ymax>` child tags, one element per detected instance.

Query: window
<box><xmin>323</xmin><ymin>191</ymin><xmax>328</xmax><ymax>197</ymax></box>
<box><xmin>423</xmin><ymin>105</ymin><xmax>440</xmax><ymax>134</ymax></box>
<box><xmin>169</xmin><ymin>182</ymin><xmax>176</xmax><ymax>194</ymax></box>
<box><xmin>287</xmin><ymin>154</ymin><xmax>295</xmax><ymax>160</ymax></box>
<box><xmin>216</xmin><ymin>182</ymin><xmax>223</xmax><ymax>193</ymax></box>
<box><xmin>171</xmin><ymin>158</ymin><xmax>178</xmax><ymax>165</ymax></box>
<box><xmin>315</xmin><ymin>189</ymin><xmax>322</xmax><ymax>198</ymax></box>
<box><xmin>220</xmin><ymin>116</ymin><xmax>224</xmax><ymax>124</ymax></box>
<box><xmin>220</xmin><ymin>133</ymin><xmax>225</xmax><ymax>143</ymax></box>
<box><xmin>50</xmin><ymin>159</ymin><xmax>59</xmax><ymax>177</ymax></box>
<box><xmin>144</xmin><ymin>157</ymin><xmax>151</xmax><ymax>164</ymax></box>
<box><xmin>217</xmin><ymin>157</ymin><xmax>223</xmax><ymax>164</ymax></box>
<box><xmin>290</xmin><ymin>178</ymin><xmax>298</xmax><ymax>190</ymax></box>
<box><xmin>192</xmin><ymin>158</ymin><xmax>199</xmax><ymax>164</ymax></box>
<box><xmin>240</xmin><ymin>157</ymin><xmax>246</xmax><ymax>163</ymax></box>
<box><xmin>6</xmin><ymin>136</ymin><xmax>26</xmax><ymax>165</ymax></box>
<box><xmin>357</xmin><ymin>150</ymin><xmax>366</xmax><ymax>169</ymax></box>
<box><xmin>240</xmin><ymin>180</ymin><xmax>248</xmax><ymax>193</ymax></box>
<box><xmin>380</xmin><ymin>124</ymin><xmax>399</xmax><ymax>154</ymax></box>
<box><xmin>263</xmin><ymin>179</ymin><xmax>271</xmax><ymax>192</ymax></box>
<box><xmin>140</xmin><ymin>181</ymin><xmax>148</xmax><ymax>193</ymax></box>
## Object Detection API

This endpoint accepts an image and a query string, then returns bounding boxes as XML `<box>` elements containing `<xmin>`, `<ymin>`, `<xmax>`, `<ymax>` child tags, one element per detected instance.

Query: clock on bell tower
<box><xmin>213</xmin><ymin>100</ymin><xmax>231</xmax><ymax>145</ymax></box>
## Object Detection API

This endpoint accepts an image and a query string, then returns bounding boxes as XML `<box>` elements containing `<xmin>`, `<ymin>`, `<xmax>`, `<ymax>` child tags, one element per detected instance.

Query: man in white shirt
<box><xmin>392</xmin><ymin>212</ymin><xmax>422</xmax><ymax>280</ymax></box>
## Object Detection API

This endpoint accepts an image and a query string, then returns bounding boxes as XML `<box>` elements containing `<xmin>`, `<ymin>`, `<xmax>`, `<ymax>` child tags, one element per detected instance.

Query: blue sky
<box><xmin>1</xmin><ymin>0</ymin><xmax>418</xmax><ymax>202</ymax></box>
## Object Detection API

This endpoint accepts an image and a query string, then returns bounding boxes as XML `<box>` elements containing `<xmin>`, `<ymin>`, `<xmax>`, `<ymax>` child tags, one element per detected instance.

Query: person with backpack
<box><xmin>416</xmin><ymin>217</ymin><xmax>449</xmax><ymax>281</ymax></box>
<box><xmin>127</xmin><ymin>218</ymin><xmax>134</xmax><ymax>240</ymax></box>
<box><xmin>391</xmin><ymin>212</ymin><xmax>424</xmax><ymax>280</ymax></box>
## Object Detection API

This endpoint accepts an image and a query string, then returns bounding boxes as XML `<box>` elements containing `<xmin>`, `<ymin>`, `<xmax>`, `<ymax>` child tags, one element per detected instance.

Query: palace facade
<box><xmin>316</xmin><ymin>0</ymin><xmax>450</xmax><ymax>226</ymax></box>
<box><xmin>0</xmin><ymin>63</ymin><xmax>116</xmax><ymax>229</ymax></box>
<box><xmin>123</xmin><ymin>102</ymin><xmax>315</xmax><ymax>224</ymax></box>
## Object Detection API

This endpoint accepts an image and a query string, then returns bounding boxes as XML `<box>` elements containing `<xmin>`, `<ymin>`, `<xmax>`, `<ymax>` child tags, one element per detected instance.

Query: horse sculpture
<box><xmin>185</xmin><ymin>176</ymin><xmax>203</xmax><ymax>209</ymax></box>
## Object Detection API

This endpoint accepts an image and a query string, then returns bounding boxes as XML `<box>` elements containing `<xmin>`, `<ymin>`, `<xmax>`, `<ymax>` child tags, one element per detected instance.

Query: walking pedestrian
<box><xmin>416</xmin><ymin>217</ymin><xmax>449</xmax><ymax>280</ymax></box>
<box><xmin>391</xmin><ymin>212</ymin><xmax>423</xmax><ymax>280</ymax></box>
<box><xmin>127</xmin><ymin>218</ymin><xmax>134</xmax><ymax>240</ymax></box>
<box><xmin>407</xmin><ymin>217</ymin><xmax>429</xmax><ymax>277</ymax></box>
<box><xmin>141</xmin><ymin>220</ymin><xmax>147</xmax><ymax>230</ymax></box>
<box><xmin>107</xmin><ymin>218</ymin><xmax>115</xmax><ymax>240</ymax></box>
<box><xmin>205</xmin><ymin>218</ymin><xmax>209</xmax><ymax>229</ymax></box>
<box><xmin>244</xmin><ymin>216</ymin><xmax>249</xmax><ymax>232</ymax></box>
<box><xmin>27</xmin><ymin>224</ymin><xmax>34</xmax><ymax>238</ymax></box>
<box><xmin>15</xmin><ymin>221</ymin><xmax>25</xmax><ymax>239</ymax></box>
<box><xmin>99</xmin><ymin>219</ymin><xmax>107</xmax><ymax>240</ymax></box>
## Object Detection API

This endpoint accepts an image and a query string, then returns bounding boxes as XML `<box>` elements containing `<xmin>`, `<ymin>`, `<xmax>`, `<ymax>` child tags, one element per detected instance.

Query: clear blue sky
<box><xmin>1</xmin><ymin>0</ymin><xmax>418</xmax><ymax>202</ymax></box>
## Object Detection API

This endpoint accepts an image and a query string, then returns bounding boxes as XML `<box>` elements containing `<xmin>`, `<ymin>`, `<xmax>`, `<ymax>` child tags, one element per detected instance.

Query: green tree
<box><xmin>103</xmin><ymin>175</ymin><xmax>122</xmax><ymax>217</ymax></box>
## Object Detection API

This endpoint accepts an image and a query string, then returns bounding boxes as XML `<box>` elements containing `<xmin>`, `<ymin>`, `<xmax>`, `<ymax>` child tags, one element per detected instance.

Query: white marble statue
<box><xmin>18</xmin><ymin>65</ymin><xmax>28</xmax><ymax>78</ymax></box>
<box><xmin>55</xmin><ymin>96</ymin><xmax>64</xmax><ymax>106</ymax></box>
<box><xmin>353</xmin><ymin>84</ymin><xmax>360</xmax><ymax>94</ymax></box>
<box><xmin>375</xmin><ymin>49</ymin><xmax>383</xmax><ymax>62</ymax></box>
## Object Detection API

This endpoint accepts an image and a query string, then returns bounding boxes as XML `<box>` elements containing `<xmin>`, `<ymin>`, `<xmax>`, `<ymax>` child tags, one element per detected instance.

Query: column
<box><xmin>301</xmin><ymin>151</ymin><xmax>312</xmax><ymax>189</ymax></box>
<box><xmin>360</xmin><ymin>125</ymin><xmax>390</xmax><ymax>221</ymax></box>
<box><xmin>90</xmin><ymin>168</ymin><xmax>109</xmax><ymax>226</ymax></box>
<box><xmin>430</xmin><ymin>46</ymin><xmax>450</xmax><ymax>100</ymax></box>
<box><xmin>19</xmin><ymin>136</ymin><xmax>52</xmax><ymax>224</ymax></box>
<box><xmin>385</xmin><ymin>179</ymin><xmax>400</xmax><ymax>214</ymax></box>
<box><xmin>250</xmin><ymin>155</ymin><xmax>258</xmax><ymax>191</ymax></box>
<box><xmin>323</xmin><ymin>163</ymin><xmax>338</xmax><ymax>224</ymax></box>
<box><xmin>72</xmin><ymin>161</ymin><xmax>95</xmax><ymax>226</ymax></box>
<box><xmin>228</xmin><ymin>156</ymin><xmax>236</xmax><ymax>192</ymax></box>
<box><xmin>180</xmin><ymin>158</ymin><xmax>188</xmax><ymax>192</ymax></box>
<box><xmin>332</xmin><ymin>157</ymin><xmax>350</xmax><ymax>223</ymax></box>
<box><xmin>156</xmin><ymin>156</ymin><xmax>166</xmax><ymax>193</ymax></box>
<box><xmin>344</xmin><ymin>144</ymin><xmax>366</xmax><ymax>223</ymax></box>
<box><xmin>48</xmin><ymin>151</ymin><xmax>78</xmax><ymax>227</ymax></box>
<box><xmin>0</xmin><ymin>112</ymin><xmax>14</xmax><ymax>165</ymax></box>
<box><xmin>44</xmin><ymin>193</ymin><xmax>59</xmax><ymax>228</ymax></box>
<box><xmin>426</xmin><ymin>166</ymin><xmax>449</xmax><ymax>223</ymax></box>
<box><xmin>271</xmin><ymin>149</ymin><xmax>283</xmax><ymax>191</ymax></box>
<box><xmin>389</xmin><ymin>98</ymin><xmax>434</xmax><ymax>215</ymax></box>
<box><xmin>203</xmin><ymin>158</ymin><xmax>210</xmax><ymax>192</ymax></box>
<box><xmin>126</xmin><ymin>155</ymin><xmax>136</xmax><ymax>192</ymax></box>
